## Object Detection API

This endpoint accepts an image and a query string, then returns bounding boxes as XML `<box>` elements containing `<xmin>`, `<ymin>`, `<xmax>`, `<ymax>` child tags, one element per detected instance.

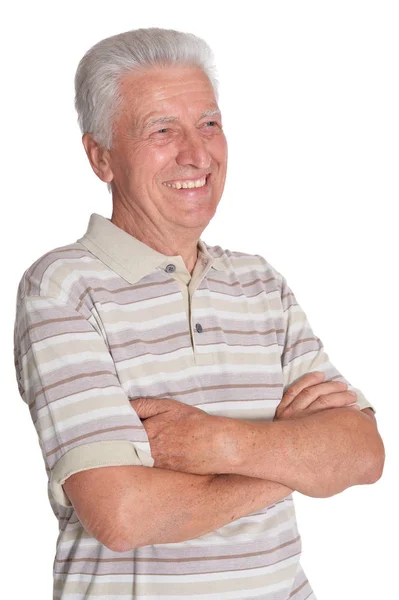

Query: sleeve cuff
<box><xmin>351</xmin><ymin>389</ymin><xmax>376</xmax><ymax>414</ymax></box>
<box><xmin>50</xmin><ymin>440</ymin><xmax>154</xmax><ymax>507</ymax></box>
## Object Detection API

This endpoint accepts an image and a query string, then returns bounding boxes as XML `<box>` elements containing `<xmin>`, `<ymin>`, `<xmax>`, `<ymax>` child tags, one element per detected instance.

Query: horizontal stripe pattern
<box><xmin>13</xmin><ymin>213</ymin><xmax>375</xmax><ymax>599</ymax></box>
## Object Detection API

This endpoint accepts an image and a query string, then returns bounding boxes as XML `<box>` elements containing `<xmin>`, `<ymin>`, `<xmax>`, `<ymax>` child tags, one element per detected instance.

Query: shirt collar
<box><xmin>76</xmin><ymin>213</ymin><xmax>227</xmax><ymax>285</ymax></box>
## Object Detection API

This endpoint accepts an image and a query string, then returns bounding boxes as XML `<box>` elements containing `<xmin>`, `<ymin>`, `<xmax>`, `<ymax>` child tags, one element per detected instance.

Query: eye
<box><xmin>157</xmin><ymin>128</ymin><xmax>169</xmax><ymax>134</ymax></box>
<box><xmin>201</xmin><ymin>120</ymin><xmax>222</xmax><ymax>131</ymax></box>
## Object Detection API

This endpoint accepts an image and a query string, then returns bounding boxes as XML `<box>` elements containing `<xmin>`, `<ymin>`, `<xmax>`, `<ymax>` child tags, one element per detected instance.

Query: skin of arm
<box><xmin>218</xmin><ymin>407</ymin><xmax>385</xmax><ymax>497</ymax></box>
<box><xmin>130</xmin><ymin>375</ymin><xmax>385</xmax><ymax>500</ymax></box>
<box><xmin>63</xmin><ymin>465</ymin><xmax>292</xmax><ymax>552</ymax></box>
<box><xmin>64</xmin><ymin>378</ymin><xmax>382</xmax><ymax>550</ymax></box>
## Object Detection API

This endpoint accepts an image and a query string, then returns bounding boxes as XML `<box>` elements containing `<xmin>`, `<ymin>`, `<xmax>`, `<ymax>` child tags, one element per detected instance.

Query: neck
<box><xmin>110</xmin><ymin>203</ymin><xmax>201</xmax><ymax>275</ymax></box>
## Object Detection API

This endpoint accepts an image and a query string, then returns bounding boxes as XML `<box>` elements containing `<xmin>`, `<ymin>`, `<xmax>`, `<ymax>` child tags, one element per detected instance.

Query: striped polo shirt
<box><xmin>13</xmin><ymin>212</ymin><xmax>374</xmax><ymax>600</ymax></box>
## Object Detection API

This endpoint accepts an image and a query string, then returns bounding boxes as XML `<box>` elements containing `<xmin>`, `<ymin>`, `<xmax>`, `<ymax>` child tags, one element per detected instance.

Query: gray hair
<box><xmin>74</xmin><ymin>27</ymin><xmax>219</xmax><ymax>152</ymax></box>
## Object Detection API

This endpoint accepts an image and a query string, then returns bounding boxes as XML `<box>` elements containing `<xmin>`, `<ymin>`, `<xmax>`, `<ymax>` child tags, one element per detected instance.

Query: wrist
<box><xmin>214</xmin><ymin>416</ymin><xmax>251</xmax><ymax>474</ymax></box>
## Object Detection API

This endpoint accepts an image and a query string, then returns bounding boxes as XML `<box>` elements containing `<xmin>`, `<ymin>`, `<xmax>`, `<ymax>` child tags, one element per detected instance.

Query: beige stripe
<box><xmin>206</xmin><ymin>274</ymin><xmax>276</xmax><ymax>289</ymax></box>
<box><xmin>45</xmin><ymin>425</ymin><xmax>142</xmax><ymax>457</ymax></box>
<box><xmin>35</xmin><ymin>369</ymin><xmax>116</xmax><ymax>398</ymax></box>
<box><xmin>58</xmin><ymin>501</ymin><xmax>294</xmax><ymax>545</ymax></box>
<box><xmin>284</xmin><ymin>337</ymin><xmax>320</xmax><ymax>354</ymax></box>
<box><xmin>25</xmin><ymin>246</ymin><xmax>85</xmax><ymax>295</ymax></box>
<box><xmin>78</xmin><ymin>278</ymin><xmax>181</xmax><ymax>315</ymax></box>
<box><xmin>38</xmin><ymin>392</ymin><xmax>133</xmax><ymax>429</ymax></box>
<box><xmin>29</xmin><ymin>381</ymin><xmax>116</xmax><ymax>412</ymax></box>
<box><xmin>19</xmin><ymin>328</ymin><xmax>91</xmax><ymax>362</ymax></box>
<box><xmin>146</xmin><ymin>382</ymin><xmax>283</xmax><ymax>400</ymax></box>
<box><xmin>53</xmin><ymin>561</ymin><xmax>298</xmax><ymax>595</ymax></box>
<box><xmin>21</xmin><ymin>315</ymin><xmax>83</xmax><ymax>342</ymax></box>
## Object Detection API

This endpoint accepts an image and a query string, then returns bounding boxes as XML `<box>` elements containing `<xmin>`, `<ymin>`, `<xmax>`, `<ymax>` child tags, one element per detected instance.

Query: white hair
<box><xmin>74</xmin><ymin>28</ymin><xmax>219</xmax><ymax>191</ymax></box>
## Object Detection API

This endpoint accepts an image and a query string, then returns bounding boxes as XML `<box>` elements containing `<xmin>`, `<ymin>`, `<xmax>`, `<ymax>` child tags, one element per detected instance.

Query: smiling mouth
<box><xmin>162</xmin><ymin>175</ymin><xmax>209</xmax><ymax>190</ymax></box>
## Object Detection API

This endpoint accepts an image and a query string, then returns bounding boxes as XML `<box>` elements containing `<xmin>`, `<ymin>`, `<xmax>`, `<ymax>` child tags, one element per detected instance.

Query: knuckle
<box><xmin>318</xmin><ymin>395</ymin><xmax>331</xmax><ymax>406</ymax></box>
<box><xmin>334</xmin><ymin>381</ymin><xmax>348</xmax><ymax>389</ymax></box>
<box><xmin>344</xmin><ymin>391</ymin><xmax>357</xmax><ymax>403</ymax></box>
<box><xmin>275</xmin><ymin>406</ymin><xmax>288</xmax><ymax>420</ymax></box>
<box><xmin>301</xmin><ymin>388</ymin><xmax>313</xmax><ymax>401</ymax></box>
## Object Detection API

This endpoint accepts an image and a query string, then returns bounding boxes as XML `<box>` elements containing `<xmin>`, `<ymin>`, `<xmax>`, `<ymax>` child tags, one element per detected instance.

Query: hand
<box><xmin>129</xmin><ymin>396</ymin><xmax>233</xmax><ymax>475</ymax></box>
<box><xmin>274</xmin><ymin>371</ymin><xmax>360</xmax><ymax>421</ymax></box>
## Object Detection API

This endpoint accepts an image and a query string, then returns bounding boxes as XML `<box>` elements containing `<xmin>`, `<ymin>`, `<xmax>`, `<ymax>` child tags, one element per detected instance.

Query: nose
<box><xmin>176</xmin><ymin>130</ymin><xmax>211</xmax><ymax>170</ymax></box>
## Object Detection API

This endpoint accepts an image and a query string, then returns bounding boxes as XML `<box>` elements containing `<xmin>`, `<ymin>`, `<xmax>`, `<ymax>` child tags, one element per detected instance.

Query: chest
<box><xmin>93</xmin><ymin>270</ymin><xmax>285</xmax><ymax>421</ymax></box>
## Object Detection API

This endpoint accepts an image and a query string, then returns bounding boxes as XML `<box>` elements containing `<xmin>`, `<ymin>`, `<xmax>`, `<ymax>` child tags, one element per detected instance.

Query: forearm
<box><xmin>222</xmin><ymin>408</ymin><xmax>384</xmax><ymax>497</ymax></box>
<box><xmin>122</xmin><ymin>467</ymin><xmax>292</xmax><ymax>550</ymax></box>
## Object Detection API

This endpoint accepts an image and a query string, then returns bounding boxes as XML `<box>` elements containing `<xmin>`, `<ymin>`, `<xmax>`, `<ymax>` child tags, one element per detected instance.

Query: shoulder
<box><xmin>16</xmin><ymin>241</ymin><xmax>97</xmax><ymax>306</ymax></box>
<box><xmin>204</xmin><ymin>241</ymin><xmax>285</xmax><ymax>286</ymax></box>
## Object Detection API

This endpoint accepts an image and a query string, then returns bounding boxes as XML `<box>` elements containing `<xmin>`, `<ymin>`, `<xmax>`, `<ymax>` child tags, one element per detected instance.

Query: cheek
<box><xmin>211</xmin><ymin>136</ymin><xmax>228</xmax><ymax>170</ymax></box>
<box><xmin>136</xmin><ymin>145</ymin><xmax>177</xmax><ymax>182</ymax></box>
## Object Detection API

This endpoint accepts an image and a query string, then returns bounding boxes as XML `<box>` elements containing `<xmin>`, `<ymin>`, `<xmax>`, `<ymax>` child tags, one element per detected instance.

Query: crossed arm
<box><xmin>64</xmin><ymin>374</ymin><xmax>384</xmax><ymax>552</ymax></box>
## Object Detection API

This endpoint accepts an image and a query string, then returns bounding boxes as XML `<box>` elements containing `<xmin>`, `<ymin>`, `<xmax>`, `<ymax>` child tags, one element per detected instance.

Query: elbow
<box><xmin>100</xmin><ymin>525</ymin><xmax>141</xmax><ymax>553</ymax></box>
<box><xmin>103</xmin><ymin>538</ymin><xmax>131</xmax><ymax>553</ymax></box>
<box><xmin>364</xmin><ymin>436</ymin><xmax>385</xmax><ymax>485</ymax></box>
<box><xmin>101</xmin><ymin>517</ymin><xmax>147</xmax><ymax>553</ymax></box>
<box><xmin>82</xmin><ymin>517</ymin><xmax>133</xmax><ymax>554</ymax></box>
<box><xmin>101</xmin><ymin>499</ymin><xmax>151</xmax><ymax>553</ymax></box>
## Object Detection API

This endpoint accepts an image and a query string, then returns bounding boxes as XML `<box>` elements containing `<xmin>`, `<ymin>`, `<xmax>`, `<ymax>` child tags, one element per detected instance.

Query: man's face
<box><xmin>107</xmin><ymin>65</ymin><xmax>228</xmax><ymax>233</ymax></box>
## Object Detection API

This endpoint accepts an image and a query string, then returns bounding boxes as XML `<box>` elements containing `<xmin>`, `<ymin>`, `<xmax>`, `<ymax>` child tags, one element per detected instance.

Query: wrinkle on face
<box><xmin>107</xmin><ymin>65</ymin><xmax>228</xmax><ymax>243</ymax></box>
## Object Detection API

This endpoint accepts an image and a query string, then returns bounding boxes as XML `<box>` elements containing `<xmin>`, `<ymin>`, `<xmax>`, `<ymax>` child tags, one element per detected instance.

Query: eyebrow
<box><xmin>144</xmin><ymin>116</ymin><xmax>178</xmax><ymax>129</ymax></box>
<box><xmin>199</xmin><ymin>108</ymin><xmax>221</xmax><ymax>119</ymax></box>
<box><xmin>144</xmin><ymin>108</ymin><xmax>221</xmax><ymax>130</ymax></box>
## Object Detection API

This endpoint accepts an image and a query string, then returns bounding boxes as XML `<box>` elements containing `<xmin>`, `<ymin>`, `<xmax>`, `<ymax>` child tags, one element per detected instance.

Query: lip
<box><xmin>163</xmin><ymin>173</ymin><xmax>210</xmax><ymax>184</ymax></box>
<box><xmin>162</xmin><ymin>173</ymin><xmax>211</xmax><ymax>194</ymax></box>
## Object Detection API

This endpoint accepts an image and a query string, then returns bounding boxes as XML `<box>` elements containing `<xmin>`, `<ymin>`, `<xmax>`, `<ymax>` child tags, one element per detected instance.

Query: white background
<box><xmin>2</xmin><ymin>1</ymin><xmax>398</xmax><ymax>598</ymax></box>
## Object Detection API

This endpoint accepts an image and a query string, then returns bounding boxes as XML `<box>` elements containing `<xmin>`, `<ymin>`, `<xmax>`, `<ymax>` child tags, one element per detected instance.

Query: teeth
<box><xmin>164</xmin><ymin>177</ymin><xmax>207</xmax><ymax>189</ymax></box>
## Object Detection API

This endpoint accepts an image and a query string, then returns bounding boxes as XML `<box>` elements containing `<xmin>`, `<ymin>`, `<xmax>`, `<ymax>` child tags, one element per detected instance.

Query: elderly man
<box><xmin>14</xmin><ymin>28</ymin><xmax>384</xmax><ymax>600</ymax></box>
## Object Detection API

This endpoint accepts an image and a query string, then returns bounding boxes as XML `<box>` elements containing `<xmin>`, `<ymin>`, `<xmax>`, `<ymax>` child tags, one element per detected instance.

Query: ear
<box><xmin>82</xmin><ymin>133</ymin><xmax>113</xmax><ymax>183</ymax></box>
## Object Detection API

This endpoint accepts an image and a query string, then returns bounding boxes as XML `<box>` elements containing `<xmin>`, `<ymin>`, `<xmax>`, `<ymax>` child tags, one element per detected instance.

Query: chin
<box><xmin>177</xmin><ymin>211</ymin><xmax>214</xmax><ymax>229</ymax></box>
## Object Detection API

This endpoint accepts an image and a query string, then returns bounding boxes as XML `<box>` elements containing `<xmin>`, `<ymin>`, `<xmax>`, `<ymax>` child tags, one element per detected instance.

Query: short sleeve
<box><xmin>13</xmin><ymin>294</ymin><xmax>154</xmax><ymax>508</ymax></box>
<box><xmin>278</xmin><ymin>275</ymin><xmax>375</xmax><ymax>413</ymax></box>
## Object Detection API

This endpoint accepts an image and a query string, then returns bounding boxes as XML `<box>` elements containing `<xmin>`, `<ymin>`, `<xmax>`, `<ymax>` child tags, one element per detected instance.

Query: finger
<box><xmin>285</xmin><ymin>381</ymin><xmax>349</xmax><ymax>412</ymax></box>
<box><xmin>130</xmin><ymin>397</ymin><xmax>168</xmax><ymax>419</ymax></box>
<box><xmin>279</xmin><ymin>371</ymin><xmax>344</xmax><ymax>409</ymax></box>
<box><xmin>281</xmin><ymin>372</ymin><xmax>325</xmax><ymax>405</ymax></box>
<box><xmin>279</xmin><ymin>372</ymin><xmax>325</xmax><ymax>410</ymax></box>
<box><xmin>303</xmin><ymin>390</ymin><xmax>358</xmax><ymax>414</ymax></box>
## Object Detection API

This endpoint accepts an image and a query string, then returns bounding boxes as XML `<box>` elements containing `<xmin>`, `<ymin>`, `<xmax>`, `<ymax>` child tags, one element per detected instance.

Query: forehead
<box><xmin>117</xmin><ymin>65</ymin><xmax>218</xmax><ymax>123</ymax></box>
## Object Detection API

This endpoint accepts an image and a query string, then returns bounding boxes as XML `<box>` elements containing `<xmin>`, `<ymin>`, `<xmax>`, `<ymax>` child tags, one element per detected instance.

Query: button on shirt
<box><xmin>13</xmin><ymin>212</ymin><xmax>375</xmax><ymax>600</ymax></box>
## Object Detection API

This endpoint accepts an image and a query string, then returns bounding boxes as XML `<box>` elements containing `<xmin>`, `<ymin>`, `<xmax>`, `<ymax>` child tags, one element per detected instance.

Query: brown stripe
<box><xmin>206</xmin><ymin>326</ymin><xmax>284</xmax><ymax>336</ymax></box>
<box><xmin>284</xmin><ymin>337</ymin><xmax>320</xmax><ymax>354</ymax></box>
<box><xmin>289</xmin><ymin>579</ymin><xmax>309</xmax><ymax>597</ymax></box>
<box><xmin>55</xmin><ymin>536</ymin><xmax>301</xmax><ymax>565</ymax></box>
<box><xmin>30</xmin><ymin>381</ymin><xmax>118</xmax><ymax>412</ymax></box>
<box><xmin>282</xmin><ymin>347</ymin><xmax>323</xmax><ymax>368</ymax></box>
<box><xmin>20</xmin><ymin>327</ymin><xmax>93</xmax><ymax>363</ymax></box>
<box><xmin>76</xmin><ymin>283</ymin><xmax>179</xmax><ymax>312</ymax></box>
<box><xmin>206</xmin><ymin>275</ymin><xmax>276</xmax><ymax>289</ymax></box>
<box><xmin>55</xmin><ymin>550</ymin><xmax>301</xmax><ymax>577</ymax></box>
<box><xmin>111</xmin><ymin>327</ymin><xmax>285</xmax><ymax>352</ymax></box>
<box><xmin>21</xmin><ymin>315</ymin><xmax>83</xmax><ymax>342</ymax></box>
<box><xmin>25</xmin><ymin>246</ymin><xmax>85</xmax><ymax>295</ymax></box>
<box><xmin>112</xmin><ymin>330</ymin><xmax>188</xmax><ymax>350</ymax></box>
<box><xmin>35</xmin><ymin>369</ymin><xmax>116</xmax><ymax>399</ymax></box>
<box><xmin>147</xmin><ymin>382</ymin><xmax>283</xmax><ymax>402</ymax></box>
<box><xmin>45</xmin><ymin>425</ymin><xmax>142</xmax><ymax>457</ymax></box>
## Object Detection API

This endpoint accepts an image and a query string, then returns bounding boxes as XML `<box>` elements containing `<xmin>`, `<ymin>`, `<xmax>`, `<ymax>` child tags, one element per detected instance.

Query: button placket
<box><xmin>190</xmin><ymin>289</ymin><xmax>214</xmax><ymax>366</ymax></box>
